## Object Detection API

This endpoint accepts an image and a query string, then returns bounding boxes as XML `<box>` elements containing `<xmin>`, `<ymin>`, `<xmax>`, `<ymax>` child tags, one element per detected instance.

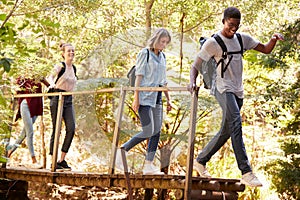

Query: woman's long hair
<box><xmin>147</xmin><ymin>28</ymin><xmax>171</xmax><ymax>50</ymax></box>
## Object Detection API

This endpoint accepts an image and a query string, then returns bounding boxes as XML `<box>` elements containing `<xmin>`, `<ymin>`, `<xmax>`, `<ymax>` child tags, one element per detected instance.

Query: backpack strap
<box><xmin>226</xmin><ymin>33</ymin><xmax>244</xmax><ymax>55</ymax></box>
<box><xmin>213</xmin><ymin>33</ymin><xmax>244</xmax><ymax>78</ymax></box>
<box><xmin>146</xmin><ymin>48</ymin><xmax>150</xmax><ymax>62</ymax></box>
<box><xmin>235</xmin><ymin>33</ymin><xmax>244</xmax><ymax>56</ymax></box>
<box><xmin>55</xmin><ymin>63</ymin><xmax>65</xmax><ymax>84</ymax></box>
<box><xmin>160</xmin><ymin>51</ymin><xmax>166</xmax><ymax>59</ymax></box>
<box><xmin>214</xmin><ymin>35</ymin><xmax>228</xmax><ymax>78</ymax></box>
<box><xmin>55</xmin><ymin>62</ymin><xmax>77</xmax><ymax>84</ymax></box>
<box><xmin>214</xmin><ymin>33</ymin><xmax>244</xmax><ymax>56</ymax></box>
<box><xmin>213</xmin><ymin>34</ymin><xmax>228</xmax><ymax>59</ymax></box>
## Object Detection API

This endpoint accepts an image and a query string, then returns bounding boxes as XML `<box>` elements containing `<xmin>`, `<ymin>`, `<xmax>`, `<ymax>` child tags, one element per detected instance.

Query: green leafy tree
<box><xmin>262</xmin><ymin>19</ymin><xmax>300</xmax><ymax>200</ymax></box>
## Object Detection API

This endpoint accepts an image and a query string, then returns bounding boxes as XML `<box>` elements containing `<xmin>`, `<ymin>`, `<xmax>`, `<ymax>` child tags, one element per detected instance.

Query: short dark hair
<box><xmin>223</xmin><ymin>7</ymin><xmax>241</xmax><ymax>20</ymax></box>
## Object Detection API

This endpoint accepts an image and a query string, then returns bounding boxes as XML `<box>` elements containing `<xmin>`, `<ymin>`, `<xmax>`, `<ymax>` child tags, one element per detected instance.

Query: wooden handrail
<box><xmin>6</xmin><ymin>86</ymin><xmax>189</xmax><ymax>98</ymax></box>
<box><xmin>3</xmin><ymin>86</ymin><xmax>196</xmax><ymax>199</ymax></box>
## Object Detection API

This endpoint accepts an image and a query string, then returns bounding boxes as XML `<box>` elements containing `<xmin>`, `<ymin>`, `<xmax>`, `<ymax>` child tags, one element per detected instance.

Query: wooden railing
<box><xmin>4</xmin><ymin>86</ymin><xmax>201</xmax><ymax>199</ymax></box>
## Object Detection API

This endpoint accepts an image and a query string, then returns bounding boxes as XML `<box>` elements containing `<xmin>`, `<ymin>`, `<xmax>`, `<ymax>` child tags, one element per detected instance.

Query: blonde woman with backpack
<box><xmin>119</xmin><ymin>28</ymin><xmax>172</xmax><ymax>175</ymax></box>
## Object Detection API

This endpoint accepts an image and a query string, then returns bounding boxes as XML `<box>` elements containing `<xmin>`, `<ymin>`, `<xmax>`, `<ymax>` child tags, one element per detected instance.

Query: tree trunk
<box><xmin>179</xmin><ymin>13</ymin><xmax>186</xmax><ymax>85</ymax></box>
<box><xmin>144</xmin><ymin>0</ymin><xmax>155</xmax><ymax>42</ymax></box>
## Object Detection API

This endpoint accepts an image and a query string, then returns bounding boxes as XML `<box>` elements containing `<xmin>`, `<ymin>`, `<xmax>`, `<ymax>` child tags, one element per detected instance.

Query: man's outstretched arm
<box><xmin>254</xmin><ymin>33</ymin><xmax>284</xmax><ymax>54</ymax></box>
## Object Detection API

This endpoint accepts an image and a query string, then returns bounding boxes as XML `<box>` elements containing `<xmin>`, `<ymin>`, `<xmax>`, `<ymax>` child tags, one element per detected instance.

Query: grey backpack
<box><xmin>199</xmin><ymin>33</ymin><xmax>244</xmax><ymax>89</ymax></box>
<box><xmin>127</xmin><ymin>49</ymin><xmax>165</xmax><ymax>87</ymax></box>
<box><xmin>127</xmin><ymin>49</ymin><xmax>149</xmax><ymax>87</ymax></box>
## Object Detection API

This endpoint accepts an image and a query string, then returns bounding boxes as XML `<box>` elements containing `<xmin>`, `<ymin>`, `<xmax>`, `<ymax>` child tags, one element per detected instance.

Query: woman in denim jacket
<box><xmin>120</xmin><ymin>28</ymin><xmax>172</xmax><ymax>175</ymax></box>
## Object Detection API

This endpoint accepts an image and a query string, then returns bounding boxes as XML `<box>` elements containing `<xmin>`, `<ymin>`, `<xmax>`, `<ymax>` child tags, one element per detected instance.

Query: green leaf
<box><xmin>0</xmin><ymin>156</ymin><xmax>8</xmax><ymax>163</ymax></box>
<box><xmin>0</xmin><ymin>58</ymin><xmax>12</xmax><ymax>72</ymax></box>
<box><xmin>0</xmin><ymin>14</ymin><xmax>6</xmax><ymax>21</ymax></box>
<box><xmin>0</xmin><ymin>0</ymin><xmax>7</xmax><ymax>5</ymax></box>
<box><xmin>18</xmin><ymin>20</ymin><xmax>30</xmax><ymax>30</ymax></box>
<box><xmin>40</xmin><ymin>39</ymin><xmax>46</xmax><ymax>47</ymax></box>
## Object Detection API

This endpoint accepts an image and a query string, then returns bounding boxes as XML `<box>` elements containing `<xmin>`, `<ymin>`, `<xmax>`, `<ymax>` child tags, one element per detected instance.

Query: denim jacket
<box><xmin>135</xmin><ymin>48</ymin><xmax>167</xmax><ymax>107</ymax></box>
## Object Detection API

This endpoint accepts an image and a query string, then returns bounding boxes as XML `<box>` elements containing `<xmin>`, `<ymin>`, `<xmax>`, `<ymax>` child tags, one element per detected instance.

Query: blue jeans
<box><xmin>122</xmin><ymin>92</ymin><xmax>163</xmax><ymax>162</ymax></box>
<box><xmin>9</xmin><ymin>100</ymin><xmax>37</xmax><ymax>157</ymax></box>
<box><xmin>196</xmin><ymin>90</ymin><xmax>252</xmax><ymax>175</ymax></box>
<box><xmin>49</xmin><ymin>95</ymin><xmax>75</xmax><ymax>155</ymax></box>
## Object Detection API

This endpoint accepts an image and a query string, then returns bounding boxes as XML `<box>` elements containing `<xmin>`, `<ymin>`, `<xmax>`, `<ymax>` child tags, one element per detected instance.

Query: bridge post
<box><xmin>51</xmin><ymin>93</ymin><xmax>64</xmax><ymax>172</ymax></box>
<box><xmin>108</xmin><ymin>87</ymin><xmax>133</xmax><ymax>199</ymax></box>
<box><xmin>2</xmin><ymin>97</ymin><xmax>17</xmax><ymax>169</ymax></box>
<box><xmin>108</xmin><ymin>87</ymin><xmax>127</xmax><ymax>175</ymax></box>
<box><xmin>184</xmin><ymin>88</ymin><xmax>198</xmax><ymax>200</ymax></box>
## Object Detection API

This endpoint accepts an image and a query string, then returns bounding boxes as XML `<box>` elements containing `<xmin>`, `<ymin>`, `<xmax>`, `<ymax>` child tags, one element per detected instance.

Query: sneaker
<box><xmin>193</xmin><ymin>159</ymin><xmax>211</xmax><ymax>178</ymax></box>
<box><xmin>241</xmin><ymin>172</ymin><xmax>263</xmax><ymax>187</ymax></box>
<box><xmin>27</xmin><ymin>162</ymin><xmax>43</xmax><ymax>169</ymax></box>
<box><xmin>7</xmin><ymin>150</ymin><xmax>12</xmax><ymax>158</ymax></box>
<box><xmin>57</xmin><ymin>160</ymin><xmax>71</xmax><ymax>171</ymax></box>
<box><xmin>143</xmin><ymin>163</ymin><xmax>164</xmax><ymax>175</ymax></box>
<box><xmin>6</xmin><ymin>144</ymin><xmax>16</xmax><ymax>158</ymax></box>
<box><xmin>49</xmin><ymin>163</ymin><xmax>64</xmax><ymax>171</ymax></box>
<box><xmin>115</xmin><ymin>148</ymin><xmax>131</xmax><ymax>172</ymax></box>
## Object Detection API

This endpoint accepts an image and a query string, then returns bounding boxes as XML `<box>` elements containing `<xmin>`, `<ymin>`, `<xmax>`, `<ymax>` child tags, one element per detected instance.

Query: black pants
<box><xmin>49</xmin><ymin>95</ymin><xmax>75</xmax><ymax>155</ymax></box>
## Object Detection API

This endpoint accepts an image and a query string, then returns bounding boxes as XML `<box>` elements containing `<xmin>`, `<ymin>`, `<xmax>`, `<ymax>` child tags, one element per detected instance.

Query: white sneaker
<box><xmin>115</xmin><ymin>148</ymin><xmax>131</xmax><ymax>172</ymax></box>
<box><xmin>27</xmin><ymin>162</ymin><xmax>43</xmax><ymax>169</ymax></box>
<box><xmin>241</xmin><ymin>172</ymin><xmax>263</xmax><ymax>187</ymax></box>
<box><xmin>193</xmin><ymin>159</ymin><xmax>211</xmax><ymax>178</ymax></box>
<box><xmin>143</xmin><ymin>163</ymin><xmax>164</xmax><ymax>175</ymax></box>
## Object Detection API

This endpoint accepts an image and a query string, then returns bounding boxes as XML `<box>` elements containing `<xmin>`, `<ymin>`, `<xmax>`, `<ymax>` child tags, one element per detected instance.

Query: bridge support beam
<box><xmin>0</xmin><ymin>179</ymin><xmax>28</xmax><ymax>199</ymax></box>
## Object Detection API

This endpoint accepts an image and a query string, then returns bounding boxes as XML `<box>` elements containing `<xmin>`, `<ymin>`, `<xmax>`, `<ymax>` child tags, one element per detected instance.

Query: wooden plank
<box><xmin>184</xmin><ymin>89</ymin><xmax>199</xmax><ymax>200</ymax></box>
<box><xmin>190</xmin><ymin>190</ymin><xmax>239</xmax><ymax>200</ymax></box>
<box><xmin>0</xmin><ymin>168</ymin><xmax>245</xmax><ymax>192</ymax></box>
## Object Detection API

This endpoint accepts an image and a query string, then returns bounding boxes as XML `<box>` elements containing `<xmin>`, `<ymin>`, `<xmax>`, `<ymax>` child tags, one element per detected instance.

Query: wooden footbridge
<box><xmin>1</xmin><ymin>87</ymin><xmax>245</xmax><ymax>199</ymax></box>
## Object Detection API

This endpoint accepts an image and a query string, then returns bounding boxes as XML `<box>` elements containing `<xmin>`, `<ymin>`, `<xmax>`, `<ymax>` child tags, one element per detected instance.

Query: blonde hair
<box><xmin>147</xmin><ymin>28</ymin><xmax>171</xmax><ymax>49</ymax></box>
<box><xmin>59</xmin><ymin>40</ymin><xmax>73</xmax><ymax>58</ymax></box>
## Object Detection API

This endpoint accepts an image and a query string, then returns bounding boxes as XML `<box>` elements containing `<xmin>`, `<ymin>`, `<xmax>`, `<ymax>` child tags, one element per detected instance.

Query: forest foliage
<box><xmin>0</xmin><ymin>0</ymin><xmax>299</xmax><ymax>199</ymax></box>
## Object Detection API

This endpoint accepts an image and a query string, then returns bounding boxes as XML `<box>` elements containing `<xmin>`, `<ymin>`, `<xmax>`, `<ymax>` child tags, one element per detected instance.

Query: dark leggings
<box><xmin>49</xmin><ymin>95</ymin><xmax>75</xmax><ymax>155</ymax></box>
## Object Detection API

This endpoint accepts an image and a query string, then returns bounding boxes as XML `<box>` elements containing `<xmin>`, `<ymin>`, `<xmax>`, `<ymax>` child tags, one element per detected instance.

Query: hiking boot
<box><xmin>142</xmin><ymin>163</ymin><xmax>164</xmax><ymax>175</ymax></box>
<box><xmin>57</xmin><ymin>160</ymin><xmax>71</xmax><ymax>171</ymax></box>
<box><xmin>241</xmin><ymin>172</ymin><xmax>263</xmax><ymax>187</ymax></box>
<box><xmin>193</xmin><ymin>159</ymin><xmax>211</xmax><ymax>178</ymax></box>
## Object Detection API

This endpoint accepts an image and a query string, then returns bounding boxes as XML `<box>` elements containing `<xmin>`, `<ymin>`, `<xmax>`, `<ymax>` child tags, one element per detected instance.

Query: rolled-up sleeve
<box><xmin>135</xmin><ymin>49</ymin><xmax>149</xmax><ymax>76</ymax></box>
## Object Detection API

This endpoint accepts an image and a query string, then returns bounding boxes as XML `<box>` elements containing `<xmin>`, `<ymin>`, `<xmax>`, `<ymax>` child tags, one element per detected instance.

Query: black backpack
<box><xmin>56</xmin><ymin>62</ymin><xmax>77</xmax><ymax>83</ymax></box>
<box><xmin>48</xmin><ymin>62</ymin><xmax>77</xmax><ymax>98</ymax></box>
<box><xmin>199</xmin><ymin>33</ymin><xmax>244</xmax><ymax>89</ymax></box>
<box><xmin>127</xmin><ymin>49</ymin><xmax>165</xmax><ymax>87</ymax></box>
